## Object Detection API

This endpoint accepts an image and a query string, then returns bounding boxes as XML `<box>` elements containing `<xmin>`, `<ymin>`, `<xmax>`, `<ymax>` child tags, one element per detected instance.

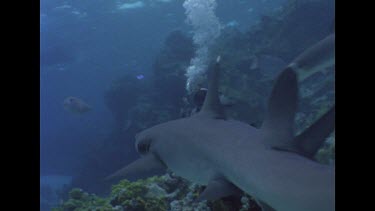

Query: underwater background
<box><xmin>40</xmin><ymin>0</ymin><xmax>335</xmax><ymax>210</ymax></box>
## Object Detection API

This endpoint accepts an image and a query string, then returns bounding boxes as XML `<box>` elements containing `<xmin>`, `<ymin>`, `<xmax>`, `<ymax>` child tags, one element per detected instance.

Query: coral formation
<box><xmin>51</xmin><ymin>188</ymin><xmax>112</xmax><ymax>211</ymax></box>
<box><xmin>53</xmin><ymin>173</ymin><xmax>262</xmax><ymax>211</ymax></box>
<box><xmin>315</xmin><ymin>133</ymin><xmax>335</xmax><ymax>164</ymax></box>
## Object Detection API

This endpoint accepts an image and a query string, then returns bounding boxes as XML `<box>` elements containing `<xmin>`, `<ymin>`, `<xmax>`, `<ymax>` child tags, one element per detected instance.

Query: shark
<box><xmin>106</xmin><ymin>35</ymin><xmax>335</xmax><ymax>211</ymax></box>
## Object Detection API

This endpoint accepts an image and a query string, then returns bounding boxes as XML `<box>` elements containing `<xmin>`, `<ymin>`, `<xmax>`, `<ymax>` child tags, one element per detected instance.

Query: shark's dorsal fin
<box><xmin>196</xmin><ymin>177</ymin><xmax>242</xmax><ymax>202</ymax></box>
<box><xmin>274</xmin><ymin>106</ymin><xmax>335</xmax><ymax>159</ymax></box>
<box><xmin>198</xmin><ymin>56</ymin><xmax>226</xmax><ymax>119</ymax></box>
<box><xmin>261</xmin><ymin>67</ymin><xmax>298</xmax><ymax>147</ymax></box>
<box><xmin>104</xmin><ymin>154</ymin><xmax>166</xmax><ymax>181</ymax></box>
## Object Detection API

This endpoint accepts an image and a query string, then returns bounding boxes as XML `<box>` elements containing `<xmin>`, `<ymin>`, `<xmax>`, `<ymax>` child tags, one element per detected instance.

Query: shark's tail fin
<box><xmin>290</xmin><ymin>106</ymin><xmax>335</xmax><ymax>158</ymax></box>
<box><xmin>271</xmin><ymin>106</ymin><xmax>335</xmax><ymax>160</ymax></box>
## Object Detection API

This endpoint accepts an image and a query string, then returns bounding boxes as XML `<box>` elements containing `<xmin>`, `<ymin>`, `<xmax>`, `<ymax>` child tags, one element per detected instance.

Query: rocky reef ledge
<box><xmin>52</xmin><ymin>173</ymin><xmax>263</xmax><ymax>211</ymax></box>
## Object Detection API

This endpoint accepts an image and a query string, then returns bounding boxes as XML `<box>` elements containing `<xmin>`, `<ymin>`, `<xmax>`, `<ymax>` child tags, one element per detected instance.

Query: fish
<box><xmin>106</xmin><ymin>44</ymin><xmax>335</xmax><ymax>210</ymax></box>
<box><xmin>225</xmin><ymin>20</ymin><xmax>240</xmax><ymax>28</ymax></box>
<box><xmin>136</xmin><ymin>74</ymin><xmax>144</xmax><ymax>80</ymax></box>
<box><xmin>63</xmin><ymin>96</ymin><xmax>91</xmax><ymax>114</ymax></box>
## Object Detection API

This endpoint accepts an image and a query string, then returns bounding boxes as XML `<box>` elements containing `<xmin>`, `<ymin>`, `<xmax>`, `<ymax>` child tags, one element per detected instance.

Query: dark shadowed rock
<box><xmin>152</xmin><ymin>30</ymin><xmax>195</xmax><ymax>107</ymax></box>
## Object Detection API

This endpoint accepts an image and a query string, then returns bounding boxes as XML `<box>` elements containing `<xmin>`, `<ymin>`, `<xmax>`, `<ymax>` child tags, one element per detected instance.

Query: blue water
<box><xmin>39</xmin><ymin>0</ymin><xmax>331</xmax><ymax>209</ymax></box>
<box><xmin>40</xmin><ymin>0</ymin><xmax>288</xmax><ymax>178</ymax></box>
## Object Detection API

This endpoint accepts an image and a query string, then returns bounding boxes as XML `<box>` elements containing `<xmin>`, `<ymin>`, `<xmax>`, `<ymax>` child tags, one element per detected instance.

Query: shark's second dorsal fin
<box><xmin>198</xmin><ymin>56</ymin><xmax>226</xmax><ymax>119</ymax></box>
<box><xmin>261</xmin><ymin>67</ymin><xmax>298</xmax><ymax>147</ymax></box>
<box><xmin>293</xmin><ymin>106</ymin><xmax>335</xmax><ymax>158</ymax></box>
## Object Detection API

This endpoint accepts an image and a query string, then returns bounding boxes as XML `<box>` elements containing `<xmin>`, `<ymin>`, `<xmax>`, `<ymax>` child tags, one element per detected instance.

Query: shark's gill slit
<box><xmin>137</xmin><ymin>140</ymin><xmax>151</xmax><ymax>155</ymax></box>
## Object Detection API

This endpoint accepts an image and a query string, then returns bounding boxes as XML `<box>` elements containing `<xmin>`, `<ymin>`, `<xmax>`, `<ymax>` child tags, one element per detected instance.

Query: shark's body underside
<box><xmin>107</xmin><ymin>34</ymin><xmax>335</xmax><ymax>211</ymax></box>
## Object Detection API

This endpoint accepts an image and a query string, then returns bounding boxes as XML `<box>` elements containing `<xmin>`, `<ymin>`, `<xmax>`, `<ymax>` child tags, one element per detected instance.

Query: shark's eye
<box><xmin>137</xmin><ymin>141</ymin><xmax>150</xmax><ymax>155</ymax></box>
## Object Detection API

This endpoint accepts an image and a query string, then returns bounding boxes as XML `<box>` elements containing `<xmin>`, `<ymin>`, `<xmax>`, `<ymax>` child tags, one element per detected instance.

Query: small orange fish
<box><xmin>63</xmin><ymin>96</ymin><xmax>91</xmax><ymax>114</ymax></box>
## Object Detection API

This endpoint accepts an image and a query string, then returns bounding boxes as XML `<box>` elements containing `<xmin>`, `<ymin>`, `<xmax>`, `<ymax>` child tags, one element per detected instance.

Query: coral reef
<box><xmin>109</xmin><ymin>178</ymin><xmax>168</xmax><ymax>210</ymax></box>
<box><xmin>53</xmin><ymin>173</ymin><xmax>263</xmax><ymax>211</ymax></box>
<box><xmin>315</xmin><ymin>133</ymin><xmax>335</xmax><ymax>164</ymax></box>
<box><xmin>51</xmin><ymin>188</ymin><xmax>112</xmax><ymax>211</ymax></box>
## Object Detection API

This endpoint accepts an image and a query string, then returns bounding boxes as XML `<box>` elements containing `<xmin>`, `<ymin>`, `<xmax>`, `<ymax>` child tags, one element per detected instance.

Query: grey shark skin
<box><xmin>107</xmin><ymin>42</ymin><xmax>335</xmax><ymax>210</ymax></box>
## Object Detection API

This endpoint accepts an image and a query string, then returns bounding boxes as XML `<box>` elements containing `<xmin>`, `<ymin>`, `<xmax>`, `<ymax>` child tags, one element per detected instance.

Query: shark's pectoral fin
<box><xmin>196</xmin><ymin>178</ymin><xmax>242</xmax><ymax>202</ymax></box>
<box><xmin>261</xmin><ymin>67</ymin><xmax>297</xmax><ymax>147</ymax></box>
<box><xmin>294</xmin><ymin>106</ymin><xmax>335</xmax><ymax>158</ymax></box>
<box><xmin>104</xmin><ymin>154</ymin><xmax>166</xmax><ymax>181</ymax></box>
